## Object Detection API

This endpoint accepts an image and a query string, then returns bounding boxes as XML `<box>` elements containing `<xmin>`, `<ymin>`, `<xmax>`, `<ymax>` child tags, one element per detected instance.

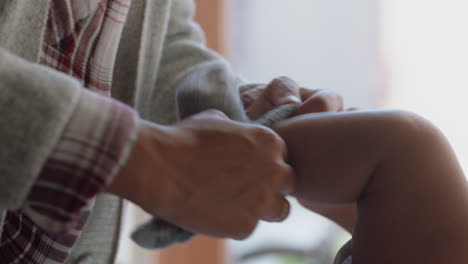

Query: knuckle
<box><xmin>270</xmin><ymin>77</ymin><xmax>285</xmax><ymax>86</ymax></box>
<box><xmin>271</xmin><ymin>76</ymin><xmax>295</xmax><ymax>88</ymax></box>
<box><xmin>252</xmin><ymin>126</ymin><xmax>276</xmax><ymax>141</ymax></box>
<box><xmin>248</xmin><ymin>126</ymin><xmax>287</xmax><ymax>160</ymax></box>
<box><xmin>312</xmin><ymin>96</ymin><xmax>330</xmax><ymax>112</ymax></box>
<box><xmin>268</xmin><ymin>76</ymin><xmax>291</xmax><ymax>89</ymax></box>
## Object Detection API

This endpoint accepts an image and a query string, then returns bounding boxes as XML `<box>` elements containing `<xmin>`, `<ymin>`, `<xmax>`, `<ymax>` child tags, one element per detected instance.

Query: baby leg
<box><xmin>273</xmin><ymin>110</ymin><xmax>468</xmax><ymax>264</ymax></box>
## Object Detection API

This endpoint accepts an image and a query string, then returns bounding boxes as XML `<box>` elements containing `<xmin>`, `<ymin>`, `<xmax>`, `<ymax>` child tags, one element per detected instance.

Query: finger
<box><xmin>246</xmin><ymin>91</ymin><xmax>276</xmax><ymax>120</ymax></box>
<box><xmin>241</xmin><ymin>93</ymin><xmax>254</xmax><ymax>109</ymax></box>
<box><xmin>241</xmin><ymin>86</ymin><xmax>266</xmax><ymax>109</ymax></box>
<box><xmin>247</xmin><ymin>78</ymin><xmax>302</xmax><ymax>120</ymax></box>
<box><xmin>299</xmin><ymin>87</ymin><xmax>320</xmax><ymax>101</ymax></box>
<box><xmin>271</xmin><ymin>129</ymin><xmax>289</xmax><ymax>161</ymax></box>
<box><xmin>257</xmin><ymin>125</ymin><xmax>290</xmax><ymax>164</ymax></box>
<box><xmin>261</xmin><ymin>196</ymin><xmax>291</xmax><ymax>223</ymax></box>
<box><xmin>276</xmin><ymin>162</ymin><xmax>296</xmax><ymax>196</ymax></box>
<box><xmin>258</xmin><ymin>129</ymin><xmax>294</xmax><ymax>193</ymax></box>
<box><xmin>265</xmin><ymin>77</ymin><xmax>302</xmax><ymax>106</ymax></box>
<box><xmin>191</xmin><ymin>109</ymin><xmax>230</xmax><ymax>120</ymax></box>
<box><xmin>294</xmin><ymin>89</ymin><xmax>344</xmax><ymax>116</ymax></box>
<box><xmin>300</xmin><ymin>88</ymin><xmax>344</xmax><ymax>111</ymax></box>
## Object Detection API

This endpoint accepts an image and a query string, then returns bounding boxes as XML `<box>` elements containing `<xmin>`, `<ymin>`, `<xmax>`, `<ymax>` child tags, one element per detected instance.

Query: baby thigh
<box><xmin>275</xmin><ymin>110</ymin><xmax>468</xmax><ymax>263</ymax></box>
<box><xmin>352</xmin><ymin>111</ymin><xmax>468</xmax><ymax>264</ymax></box>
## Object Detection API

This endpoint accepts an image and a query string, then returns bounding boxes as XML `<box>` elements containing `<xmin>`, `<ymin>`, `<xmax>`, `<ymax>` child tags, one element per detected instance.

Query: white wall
<box><xmin>382</xmin><ymin>0</ymin><xmax>468</xmax><ymax>175</ymax></box>
<box><xmin>230</xmin><ymin>0</ymin><xmax>382</xmax><ymax>109</ymax></box>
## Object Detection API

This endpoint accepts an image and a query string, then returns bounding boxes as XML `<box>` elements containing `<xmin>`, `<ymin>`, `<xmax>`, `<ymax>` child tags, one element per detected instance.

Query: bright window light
<box><xmin>382</xmin><ymin>0</ymin><xmax>468</xmax><ymax>175</ymax></box>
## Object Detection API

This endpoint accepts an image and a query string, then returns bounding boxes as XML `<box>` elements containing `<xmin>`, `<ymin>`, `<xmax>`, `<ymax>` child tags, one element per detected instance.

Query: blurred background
<box><xmin>116</xmin><ymin>0</ymin><xmax>468</xmax><ymax>263</ymax></box>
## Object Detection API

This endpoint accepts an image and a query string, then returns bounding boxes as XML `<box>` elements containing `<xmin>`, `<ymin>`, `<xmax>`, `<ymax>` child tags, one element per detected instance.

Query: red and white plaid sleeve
<box><xmin>23</xmin><ymin>89</ymin><xmax>139</xmax><ymax>233</ymax></box>
<box><xmin>0</xmin><ymin>0</ymin><xmax>138</xmax><ymax>262</ymax></box>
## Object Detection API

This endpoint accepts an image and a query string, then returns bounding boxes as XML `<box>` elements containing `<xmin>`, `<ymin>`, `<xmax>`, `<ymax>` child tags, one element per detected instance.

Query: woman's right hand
<box><xmin>107</xmin><ymin>109</ymin><xmax>295</xmax><ymax>240</ymax></box>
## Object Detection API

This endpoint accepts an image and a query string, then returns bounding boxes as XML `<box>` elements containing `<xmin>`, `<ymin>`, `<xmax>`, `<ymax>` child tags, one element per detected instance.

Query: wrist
<box><xmin>106</xmin><ymin>120</ymin><xmax>172</xmax><ymax>212</ymax></box>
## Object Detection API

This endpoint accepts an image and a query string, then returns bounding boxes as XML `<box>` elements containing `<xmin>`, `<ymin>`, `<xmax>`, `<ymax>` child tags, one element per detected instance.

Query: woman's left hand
<box><xmin>241</xmin><ymin>76</ymin><xmax>345</xmax><ymax>120</ymax></box>
<box><xmin>241</xmin><ymin>76</ymin><xmax>359</xmax><ymax>233</ymax></box>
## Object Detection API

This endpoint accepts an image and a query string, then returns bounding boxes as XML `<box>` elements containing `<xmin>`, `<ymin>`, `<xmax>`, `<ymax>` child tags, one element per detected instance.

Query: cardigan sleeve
<box><xmin>23</xmin><ymin>89</ymin><xmax>139</xmax><ymax>233</ymax></box>
<box><xmin>0</xmin><ymin>48</ymin><xmax>82</xmax><ymax>211</ymax></box>
<box><xmin>145</xmin><ymin>0</ymin><xmax>253</xmax><ymax>123</ymax></box>
<box><xmin>0</xmin><ymin>49</ymin><xmax>139</xmax><ymax>233</ymax></box>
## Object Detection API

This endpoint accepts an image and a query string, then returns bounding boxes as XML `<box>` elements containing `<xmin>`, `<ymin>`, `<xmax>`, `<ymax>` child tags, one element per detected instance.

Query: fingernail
<box><xmin>283</xmin><ymin>95</ymin><xmax>301</xmax><ymax>105</ymax></box>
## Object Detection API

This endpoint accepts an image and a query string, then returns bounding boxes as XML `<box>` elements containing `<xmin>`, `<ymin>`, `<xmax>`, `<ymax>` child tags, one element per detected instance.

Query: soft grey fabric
<box><xmin>65</xmin><ymin>195</ymin><xmax>123</xmax><ymax>264</ymax></box>
<box><xmin>0</xmin><ymin>0</ymin><xmax>263</xmax><ymax>262</ymax></box>
<box><xmin>0</xmin><ymin>48</ymin><xmax>82</xmax><ymax>210</ymax></box>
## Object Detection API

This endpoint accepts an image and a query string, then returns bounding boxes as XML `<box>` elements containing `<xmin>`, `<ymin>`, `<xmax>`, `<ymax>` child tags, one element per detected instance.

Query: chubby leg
<box><xmin>273</xmin><ymin>110</ymin><xmax>468</xmax><ymax>264</ymax></box>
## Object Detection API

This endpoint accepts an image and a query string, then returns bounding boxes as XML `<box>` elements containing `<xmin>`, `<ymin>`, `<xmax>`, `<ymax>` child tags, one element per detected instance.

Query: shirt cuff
<box><xmin>23</xmin><ymin>89</ymin><xmax>139</xmax><ymax>233</ymax></box>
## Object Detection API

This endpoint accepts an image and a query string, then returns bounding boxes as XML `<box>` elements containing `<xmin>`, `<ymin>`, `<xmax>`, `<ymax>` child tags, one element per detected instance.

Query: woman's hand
<box><xmin>241</xmin><ymin>76</ymin><xmax>344</xmax><ymax>120</ymax></box>
<box><xmin>107</xmin><ymin>110</ymin><xmax>295</xmax><ymax>240</ymax></box>
<box><xmin>241</xmin><ymin>77</ymin><xmax>360</xmax><ymax>233</ymax></box>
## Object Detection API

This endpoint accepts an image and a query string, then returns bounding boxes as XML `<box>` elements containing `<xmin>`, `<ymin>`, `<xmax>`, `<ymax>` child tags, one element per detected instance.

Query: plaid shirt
<box><xmin>0</xmin><ymin>0</ymin><xmax>138</xmax><ymax>263</ymax></box>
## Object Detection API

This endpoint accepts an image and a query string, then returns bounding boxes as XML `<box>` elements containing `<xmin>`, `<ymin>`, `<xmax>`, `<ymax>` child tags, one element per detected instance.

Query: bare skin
<box><xmin>109</xmin><ymin>74</ymin><xmax>468</xmax><ymax>263</ymax></box>
<box><xmin>243</xmin><ymin>77</ymin><xmax>358</xmax><ymax>234</ymax></box>
<box><xmin>107</xmin><ymin>110</ymin><xmax>295</xmax><ymax>240</ymax></box>
<box><xmin>273</xmin><ymin>110</ymin><xmax>468</xmax><ymax>264</ymax></box>
<box><xmin>107</xmin><ymin>76</ymin><xmax>345</xmax><ymax>241</ymax></box>
<box><xmin>104</xmin><ymin>76</ymin><xmax>342</xmax><ymax>246</ymax></box>
<box><xmin>245</xmin><ymin>78</ymin><xmax>468</xmax><ymax>262</ymax></box>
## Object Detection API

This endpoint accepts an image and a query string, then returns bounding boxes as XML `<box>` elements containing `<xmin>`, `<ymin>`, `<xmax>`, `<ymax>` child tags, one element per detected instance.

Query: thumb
<box><xmin>264</xmin><ymin>77</ymin><xmax>302</xmax><ymax>107</ymax></box>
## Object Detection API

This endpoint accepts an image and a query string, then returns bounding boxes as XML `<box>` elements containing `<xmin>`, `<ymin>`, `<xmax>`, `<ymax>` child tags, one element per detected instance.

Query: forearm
<box><xmin>24</xmin><ymin>90</ymin><xmax>138</xmax><ymax>233</ymax></box>
<box><xmin>273</xmin><ymin>110</ymin><xmax>468</xmax><ymax>263</ymax></box>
